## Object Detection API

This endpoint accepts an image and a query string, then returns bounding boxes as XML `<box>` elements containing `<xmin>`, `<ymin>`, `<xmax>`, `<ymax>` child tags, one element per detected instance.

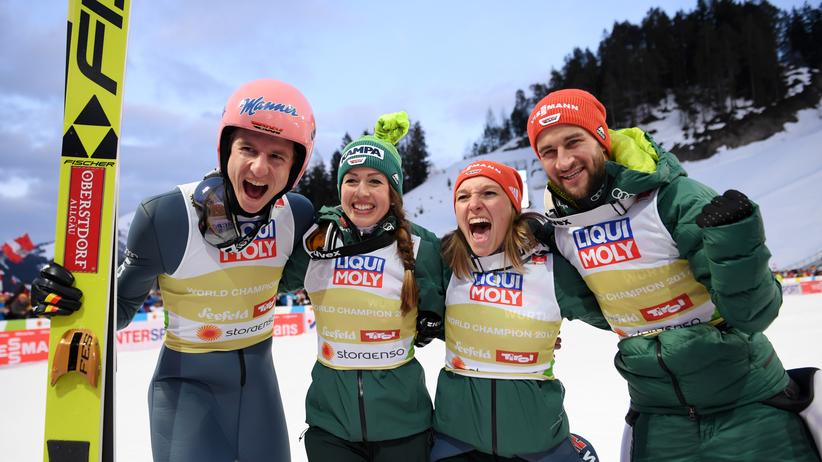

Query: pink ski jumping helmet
<box><xmin>217</xmin><ymin>79</ymin><xmax>316</xmax><ymax>194</ymax></box>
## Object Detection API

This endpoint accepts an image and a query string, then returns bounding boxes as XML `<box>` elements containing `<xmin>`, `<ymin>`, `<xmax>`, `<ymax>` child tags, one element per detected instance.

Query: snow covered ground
<box><xmin>2</xmin><ymin>294</ymin><xmax>821</xmax><ymax>461</ymax></box>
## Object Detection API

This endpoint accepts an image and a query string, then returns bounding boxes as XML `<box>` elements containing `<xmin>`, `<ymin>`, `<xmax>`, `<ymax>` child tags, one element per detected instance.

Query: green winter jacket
<box><xmin>434</xmin><ymin>250</ymin><xmax>609</xmax><ymax>457</ymax></box>
<box><xmin>549</xmin><ymin>128</ymin><xmax>788</xmax><ymax>416</ymax></box>
<box><xmin>301</xmin><ymin>206</ymin><xmax>447</xmax><ymax>442</ymax></box>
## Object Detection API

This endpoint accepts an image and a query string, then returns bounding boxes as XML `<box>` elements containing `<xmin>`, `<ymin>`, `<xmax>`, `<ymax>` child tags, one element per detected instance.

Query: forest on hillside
<box><xmin>470</xmin><ymin>0</ymin><xmax>822</xmax><ymax>158</ymax></box>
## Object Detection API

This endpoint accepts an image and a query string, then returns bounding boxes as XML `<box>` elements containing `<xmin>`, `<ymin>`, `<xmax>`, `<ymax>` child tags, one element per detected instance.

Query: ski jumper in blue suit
<box><xmin>117</xmin><ymin>185</ymin><xmax>313</xmax><ymax>462</ymax></box>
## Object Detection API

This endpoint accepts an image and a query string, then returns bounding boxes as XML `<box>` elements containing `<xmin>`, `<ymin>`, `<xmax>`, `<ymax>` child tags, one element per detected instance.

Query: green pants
<box><xmin>305</xmin><ymin>426</ymin><xmax>432</xmax><ymax>462</ymax></box>
<box><xmin>629</xmin><ymin>402</ymin><xmax>819</xmax><ymax>461</ymax></box>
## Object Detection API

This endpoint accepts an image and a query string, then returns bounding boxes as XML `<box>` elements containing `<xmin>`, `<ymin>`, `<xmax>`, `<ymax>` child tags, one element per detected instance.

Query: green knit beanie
<box><xmin>337</xmin><ymin>111</ymin><xmax>409</xmax><ymax>196</ymax></box>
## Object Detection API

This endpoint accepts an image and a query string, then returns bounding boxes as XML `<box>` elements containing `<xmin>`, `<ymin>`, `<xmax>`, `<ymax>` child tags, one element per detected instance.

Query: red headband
<box><xmin>453</xmin><ymin>160</ymin><xmax>523</xmax><ymax>213</ymax></box>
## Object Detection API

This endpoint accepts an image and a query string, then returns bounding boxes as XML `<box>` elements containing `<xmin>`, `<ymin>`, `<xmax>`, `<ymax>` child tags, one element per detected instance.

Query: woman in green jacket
<box><xmin>432</xmin><ymin>160</ymin><xmax>607</xmax><ymax>461</ymax></box>
<box><xmin>300</xmin><ymin>112</ymin><xmax>447</xmax><ymax>461</ymax></box>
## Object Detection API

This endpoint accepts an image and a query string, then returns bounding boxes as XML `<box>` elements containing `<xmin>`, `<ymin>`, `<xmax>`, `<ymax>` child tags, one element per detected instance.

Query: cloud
<box><xmin>0</xmin><ymin>175</ymin><xmax>35</xmax><ymax>199</ymax></box>
<box><xmin>2</xmin><ymin>0</ymin><xmax>726</xmax><ymax>245</ymax></box>
<box><xmin>0</xmin><ymin>5</ymin><xmax>64</xmax><ymax>101</ymax></box>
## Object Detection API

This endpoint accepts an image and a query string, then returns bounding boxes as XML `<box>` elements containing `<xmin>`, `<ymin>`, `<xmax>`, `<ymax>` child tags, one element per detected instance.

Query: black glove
<box><xmin>525</xmin><ymin>215</ymin><xmax>553</xmax><ymax>246</ymax></box>
<box><xmin>695</xmin><ymin>189</ymin><xmax>754</xmax><ymax>228</ymax></box>
<box><xmin>414</xmin><ymin>311</ymin><xmax>443</xmax><ymax>347</ymax></box>
<box><xmin>31</xmin><ymin>261</ymin><xmax>83</xmax><ymax>317</ymax></box>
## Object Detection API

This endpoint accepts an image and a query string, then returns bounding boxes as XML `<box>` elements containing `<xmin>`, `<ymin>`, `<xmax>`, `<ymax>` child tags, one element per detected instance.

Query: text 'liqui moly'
<box><xmin>573</xmin><ymin>218</ymin><xmax>641</xmax><ymax>269</ymax></box>
<box><xmin>470</xmin><ymin>271</ymin><xmax>524</xmax><ymax>306</ymax></box>
<box><xmin>220</xmin><ymin>220</ymin><xmax>277</xmax><ymax>263</ymax></box>
<box><xmin>333</xmin><ymin>255</ymin><xmax>386</xmax><ymax>288</ymax></box>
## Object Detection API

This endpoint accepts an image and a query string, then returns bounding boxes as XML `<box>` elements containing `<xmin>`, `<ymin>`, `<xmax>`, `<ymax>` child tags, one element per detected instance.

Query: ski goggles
<box><xmin>191</xmin><ymin>173</ymin><xmax>267</xmax><ymax>253</ymax></box>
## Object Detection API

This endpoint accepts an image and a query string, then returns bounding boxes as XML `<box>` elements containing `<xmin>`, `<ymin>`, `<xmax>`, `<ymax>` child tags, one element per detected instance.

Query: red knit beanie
<box><xmin>527</xmin><ymin>89</ymin><xmax>611</xmax><ymax>157</ymax></box>
<box><xmin>453</xmin><ymin>160</ymin><xmax>523</xmax><ymax>213</ymax></box>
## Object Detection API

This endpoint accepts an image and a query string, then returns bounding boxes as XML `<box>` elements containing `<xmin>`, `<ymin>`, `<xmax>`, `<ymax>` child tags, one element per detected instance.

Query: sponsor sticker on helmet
<box><xmin>251</xmin><ymin>120</ymin><xmax>284</xmax><ymax>135</ymax></box>
<box><xmin>239</xmin><ymin>97</ymin><xmax>298</xmax><ymax>117</ymax></box>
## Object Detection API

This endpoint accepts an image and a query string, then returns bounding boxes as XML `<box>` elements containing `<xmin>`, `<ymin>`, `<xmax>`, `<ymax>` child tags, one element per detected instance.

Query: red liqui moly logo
<box><xmin>469</xmin><ymin>272</ymin><xmax>523</xmax><ymax>306</ymax></box>
<box><xmin>360</xmin><ymin>329</ymin><xmax>400</xmax><ymax>342</ymax></box>
<box><xmin>640</xmin><ymin>294</ymin><xmax>694</xmax><ymax>321</ymax></box>
<box><xmin>333</xmin><ymin>255</ymin><xmax>386</xmax><ymax>288</ymax></box>
<box><xmin>220</xmin><ymin>221</ymin><xmax>277</xmax><ymax>263</ymax></box>
<box><xmin>64</xmin><ymin>166</ymin><xmax>105</xmax><ymax>273</ymax></box>
<box><xmin>573</xmin><ymin>218</ymin><xmax>641</xmax><ymax>269</ymax></box>
<box><xmin>253</xmin><ymin>294</ymin><xmax>277</xmax><ymax>318</ymax></box>
<box><xmin>496</xmin><ymin>350</ymin><xmax>538</xmax><ymax>364</ymax></box>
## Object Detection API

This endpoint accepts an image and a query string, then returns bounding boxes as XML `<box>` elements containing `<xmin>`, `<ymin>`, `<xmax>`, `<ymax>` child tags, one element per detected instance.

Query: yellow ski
<box><xmin>44</xmin><ymin>1</ymin><xmax>130</xmax><ymax>461</ymax></box>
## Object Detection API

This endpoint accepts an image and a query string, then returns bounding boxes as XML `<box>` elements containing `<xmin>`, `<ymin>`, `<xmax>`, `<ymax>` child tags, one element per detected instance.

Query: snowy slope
<box><xmin>404</xmin><ymin>104</ymin><xmax>822</xmax><ymax>270</ymax></box>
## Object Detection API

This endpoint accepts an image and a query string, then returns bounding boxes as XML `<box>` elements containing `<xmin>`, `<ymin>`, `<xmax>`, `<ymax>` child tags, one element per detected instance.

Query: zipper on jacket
<box><xmin>238</xmin><ymin>349</ymin><xmax>246</xmax><ymax>387</ymax></box>
<box><xmin>358</xmin><ymin>370</ymin><xmax>368</xmax><ymax>442</ymax></box>
<box><xmin>491</xmin><ymin>379</ymin><xmax>498</xmax><ymax>455</ymax></box>
<box><xmin>655</xmin><ymin>339</ymin><xmax>696</xmax><ymax>420</ymax></box>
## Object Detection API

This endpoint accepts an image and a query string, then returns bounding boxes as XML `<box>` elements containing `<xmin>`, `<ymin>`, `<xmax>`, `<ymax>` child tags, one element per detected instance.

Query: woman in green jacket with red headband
<box><xmin>432</xmin><ymin>160</ymin><xmax>607</xmax><ymax>461</ymax></box>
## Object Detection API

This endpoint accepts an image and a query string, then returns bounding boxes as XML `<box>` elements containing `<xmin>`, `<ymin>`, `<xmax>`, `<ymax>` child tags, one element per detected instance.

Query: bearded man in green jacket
<box><xmin>527</xmin><ymin>89</ymin><xmax>819</xmax><ymax>461</ymax></box>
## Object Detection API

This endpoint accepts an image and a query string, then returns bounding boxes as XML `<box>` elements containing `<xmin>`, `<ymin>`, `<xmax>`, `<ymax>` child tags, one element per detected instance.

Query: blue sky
<box><xmin>0</xmin><ymin>0</ymin><xmax>809</xmax><ymax>244</ymax></box>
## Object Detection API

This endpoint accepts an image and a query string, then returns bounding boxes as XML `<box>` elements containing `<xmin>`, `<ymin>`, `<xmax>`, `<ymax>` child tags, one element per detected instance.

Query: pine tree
<box><xmin>499</xmin><ymin>110</ymin><xmax>513</xmax><ymax>147</ymax></box>
<box><xmin>782</xmin><ymin>5</ymin><xmax>822</xmax><ymax>69</ymax></box>
<box><xmin>559</xmin><ymin>47</ymin><xmax>600</xmax><ymax>93</ymax></box>
<box><xmin>399</xmin><ymin>121</ymin><xmax>431</xmax><ymax>192</ymax></box>
<box><xmin>296</xmin><ymin>160</ymin><xmax>336</xmax><ymax>209</ymax></box>
<box><xmin>510</xmin><ymin>89</ymin><xmax>530</xmax><ymax>138</ymax></box>
<box><xmin>329</xmin><ymin>132</ymin><xmax>352</xmax><ymax>189</ymax></box>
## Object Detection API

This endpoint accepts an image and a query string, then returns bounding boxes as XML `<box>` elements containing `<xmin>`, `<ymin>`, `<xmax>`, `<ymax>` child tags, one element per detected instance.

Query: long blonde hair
<box><xmin>389</xmin><ymin>188</ymin><xmax>418</xmax><ymax>316</ymax></box>
<box><xmin>442</xmin><ymin>209</ymin><xmax>540</xmax><ymax>279</ymax></box>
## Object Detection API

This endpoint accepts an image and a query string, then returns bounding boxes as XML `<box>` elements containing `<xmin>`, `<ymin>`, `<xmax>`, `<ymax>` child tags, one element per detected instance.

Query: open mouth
<box><xmin>468</xmin><ymin>217</ymin><xmax>492</xmax><ymax>242</ymax></box>
<box><xmin>243</xmin><ymin>180</ymin><xmax>268</xmax><ymax>200</ymax></box>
